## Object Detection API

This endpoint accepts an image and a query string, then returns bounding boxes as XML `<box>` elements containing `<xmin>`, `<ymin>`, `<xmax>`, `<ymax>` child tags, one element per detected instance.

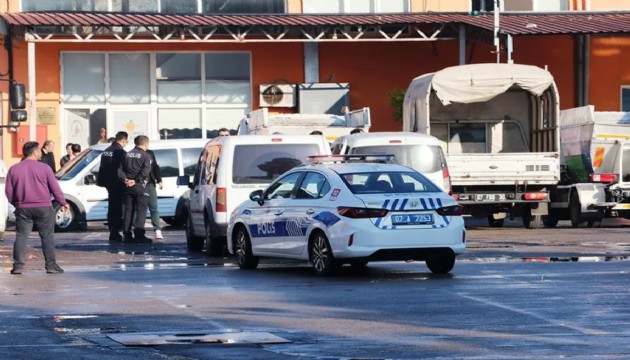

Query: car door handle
<box><xmin>274</xmin><ymin>210</ymin><xmax>283</xmax><ymax>215</ymax></box>
<box><xmin>305</xmin><ymin>209</ymin><xmax>315</xmax><ymax>215</ymax></box>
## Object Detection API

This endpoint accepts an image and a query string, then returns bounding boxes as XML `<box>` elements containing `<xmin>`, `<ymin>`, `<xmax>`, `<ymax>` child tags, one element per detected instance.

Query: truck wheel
<box><xmin>487</xmin><ymin>214</ymin><xmax>505</xmax><ymax>227</ymax></box>
<box><xmin>522</xmin><ymin>207</ymin><xmax>541</xmax><ymax>229</ymax></box>
<box><xmin>186</xmin><ymin>215</ymin><xmax>204</xmax><ymax>252</ymax></box>
<box><xmin>570</xmin><ymin>192</ymin><xmax>583</xmax><ymax>228</ymax></box>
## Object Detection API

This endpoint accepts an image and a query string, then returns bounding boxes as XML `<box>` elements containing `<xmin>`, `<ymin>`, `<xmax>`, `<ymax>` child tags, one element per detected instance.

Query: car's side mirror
<box><xmin>177</xmin><ymin>175</ymin><xmax>193</xmax><ymax>189</ymax></box>
<box><xmin>84</xmin><ymin>174</ymin><xmax>97</xmax><ymax>185</ymax></box>
<box><xmin>250</xmin><ymin>189</ymin><xmax>264</xmax><ymax>206</ymax></box>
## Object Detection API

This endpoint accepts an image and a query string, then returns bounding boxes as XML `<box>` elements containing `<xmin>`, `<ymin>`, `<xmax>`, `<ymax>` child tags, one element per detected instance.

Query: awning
<box><xmin>3</xmin><ymin>11</ymin><xmax>630</xmax><ymax>43</ymax></box>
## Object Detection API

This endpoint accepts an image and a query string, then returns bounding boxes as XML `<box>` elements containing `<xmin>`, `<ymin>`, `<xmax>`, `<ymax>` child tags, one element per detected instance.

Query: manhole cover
<box><xmin>108</xmin><ymin>331</ymin><xmax>291</xmax><ymax>346</ymax></box>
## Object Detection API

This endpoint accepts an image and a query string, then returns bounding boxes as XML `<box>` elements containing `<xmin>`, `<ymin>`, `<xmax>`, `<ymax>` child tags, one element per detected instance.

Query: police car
<box><xmin>227</xmin><ymin>155</ymin><xmax>466</xmax><ymax>275</ymax></box>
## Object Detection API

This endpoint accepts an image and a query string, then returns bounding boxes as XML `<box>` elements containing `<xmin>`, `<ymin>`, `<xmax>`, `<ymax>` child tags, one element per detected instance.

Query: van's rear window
<box><xmin>232</xmin><ymin>144</ymin><xmax>320</xmax><ymax>184</ymax></box>
<box><xmin>351</xmin><ymin>144</ymin><xmax>444</xmax><ymax>173</ymax></box>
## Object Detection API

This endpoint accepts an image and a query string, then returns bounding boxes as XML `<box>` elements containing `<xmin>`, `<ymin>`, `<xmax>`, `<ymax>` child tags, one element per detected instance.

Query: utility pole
<box><xmin>493</xmin><ymin>0</ymin><xmax>501</xmax><ymax>63</ymax></box>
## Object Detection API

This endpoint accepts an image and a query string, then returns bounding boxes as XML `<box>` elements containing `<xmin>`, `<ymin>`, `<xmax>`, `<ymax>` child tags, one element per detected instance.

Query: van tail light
<box><xmin>523</xmin><ymin>192</ymin><xmax>548</xmax><ymax>201</ymax></box>
<box><xmin>590</xmin><ymin>174</ymin><xmax>617</xmax><ymax>183</ymax></box>
<box><xmin>216</xmin><ymin>187</ymin><xmax>227</xmax><ymax>212</ymax></box>
<box><xmin>337</xmin><ymin>207</ymin><xmax>388</xmax><ymax>218</ymax></box>
<box><xmin>436</xmin><ymin>205</ymin><xmax>463</xmax><ymax>216</ymax></box>
<box><xmin>442</xmin><ymin>166</ymin><xmax>452</xmax><ymax>195</ymax></box>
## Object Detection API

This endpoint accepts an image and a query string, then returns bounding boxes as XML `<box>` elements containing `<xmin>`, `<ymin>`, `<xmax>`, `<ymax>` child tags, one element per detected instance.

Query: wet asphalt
<box><xmin>0</xmin><ymin>218</ymin><xmax>629</xmax><ymax>359</ymax></box>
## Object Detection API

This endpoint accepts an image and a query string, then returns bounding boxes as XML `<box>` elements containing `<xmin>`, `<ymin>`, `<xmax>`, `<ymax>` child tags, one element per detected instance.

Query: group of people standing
<box><xmin>97</xmin><ymin>131</ymin><xmax>163</xmax><ymax>244</ymax></box>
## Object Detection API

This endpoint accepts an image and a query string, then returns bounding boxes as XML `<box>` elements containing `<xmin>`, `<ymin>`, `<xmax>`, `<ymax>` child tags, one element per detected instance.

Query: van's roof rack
<box><xmin>308</xmin><ymin>154</ymin><xmax>395</xmax><ymax>165</ymax></box>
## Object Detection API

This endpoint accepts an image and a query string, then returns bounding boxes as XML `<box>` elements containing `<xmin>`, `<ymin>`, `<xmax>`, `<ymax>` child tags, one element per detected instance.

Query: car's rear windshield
<box><xmin>232</xmin><ymin>144</ymin><xmax>321</xmax><ymax>184</ymax></box>
<box><xmin>339</xmin><ymin>170</ymin><xmax>441</xmax><ymax>194</ymax></box>
<box><xmin>56</xmin><ymin>149</ymin><xmax>103</xmax><ymax>181</ymax></box>
<box><xmin>351</xmin><ymin>144</ymin><xmax>445</xmax><ymax>173</ymax></box>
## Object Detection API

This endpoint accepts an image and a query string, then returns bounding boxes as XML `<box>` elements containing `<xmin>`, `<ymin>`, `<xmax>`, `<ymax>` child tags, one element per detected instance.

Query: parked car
<box><xmin>227</xmin><ymin>156</ymin><xmax>466</xmax><ymax>275</ymax></box>
<box><xmin>179</xmin><ymin>134</ymin><xmax>331</xmax><ymax>255</ymax></box>
<box><xmin>331</xmin><ymin>132</ymin><xmax>451</xmax><ymax>193</ymax></box>
<box><xmin>53</xmin><ymin>139</ymin><xmax>206</xmax><ymax>231</ymax></box>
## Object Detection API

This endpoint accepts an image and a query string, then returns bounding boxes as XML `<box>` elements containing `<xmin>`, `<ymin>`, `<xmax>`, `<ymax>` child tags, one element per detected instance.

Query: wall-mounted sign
<box><xmin>37</xmin><ymin>107</ymin><xmax>56</xmax><ymax>125</ymax></box>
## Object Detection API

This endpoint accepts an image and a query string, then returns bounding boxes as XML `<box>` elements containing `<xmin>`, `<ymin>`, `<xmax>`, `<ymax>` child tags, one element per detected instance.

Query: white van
<box><xmin>53</xmin><ymin>139</ymin><xmax>206</xmax><ymax>231</ymax></box>
<box><xmin>331</xmin><ymin>132</ymin><xmax>451</xmax><ymax>193</ymax></box>
<box><xmin>180</xmin><ymin>134</ymin><xmax>331</xmax><ymax>255</ymax></box>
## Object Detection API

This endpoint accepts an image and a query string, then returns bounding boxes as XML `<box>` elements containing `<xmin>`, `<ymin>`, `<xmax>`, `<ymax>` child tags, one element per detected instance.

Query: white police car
<box><xmin>227</xmin><ymin>155</ymin><xmax>465</xmax><ymax>275</ymax></box>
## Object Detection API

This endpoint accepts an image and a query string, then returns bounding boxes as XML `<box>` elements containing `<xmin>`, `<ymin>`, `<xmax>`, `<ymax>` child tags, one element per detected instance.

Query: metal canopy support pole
<box><xmin>494</xmin><ymin>0</ymin><xmax>500</xmax><ymax>63</ymax></box>
<box><xmin>507</xmin><ymin>34</ymin><xmax>513</xmax><ymax>64</ymax></box>
<box><xmin>304</xmin><ymin>42</ymin><xmax>319</xmax><ymax>83</ymax></box>
<box><xmin>28</xmin><ymin>40</ymin><xmax>36</xmax><ymax>141</ymax></box>
<box><xmin>459</xmin><ymin>25</ymin><xmax>466</xmax><ymax>65</ymax></box>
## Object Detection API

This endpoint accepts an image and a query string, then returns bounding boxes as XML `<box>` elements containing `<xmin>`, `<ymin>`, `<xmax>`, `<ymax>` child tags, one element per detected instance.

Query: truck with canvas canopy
<box><xmin>402</xmin><ymin>63</ymin><xmax>561</xmax><ymax>228</ymax></box>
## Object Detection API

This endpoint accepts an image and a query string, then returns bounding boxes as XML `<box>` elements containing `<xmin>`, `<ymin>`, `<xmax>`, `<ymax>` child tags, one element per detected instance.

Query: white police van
<box><xmin>179</xmin><ymin>134</ymin><xmax>331</xmax><ymax>255</ymax></box>
<box><xmin>54</xmin><ymin>139</ymin><xmax>206</xmax><ymax>231</ymax></box>
<box><xmin>331</xmin><ymin>132</ymin><xmax>451</xmax><ymax>193</ymax></box>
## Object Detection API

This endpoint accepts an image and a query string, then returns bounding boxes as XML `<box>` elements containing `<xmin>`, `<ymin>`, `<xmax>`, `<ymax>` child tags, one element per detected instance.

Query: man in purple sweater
<box><xmin>5</xmin><ymin>141</ymin><xmax>69</xmax><ymax>274</ymax></box>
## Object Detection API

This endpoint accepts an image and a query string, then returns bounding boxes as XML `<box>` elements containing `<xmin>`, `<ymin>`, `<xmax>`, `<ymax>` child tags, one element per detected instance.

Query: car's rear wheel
<box><xmin>205</xmin><ymin>215</ymin><xmax>224</xmax><ymax>257</ymax></box>
<box><xmin>425</xmin><ymin>250</ymin><xmax>456</xmax><ymax>274</ymax></box>
<box><xmin>570</xmin><ymin>192</ymin><xmax>582</xmax><ymax>228</ymax></box>
<box><xmin>309</xmin><ymin>232</ymin><xmax>339</xmax><ymax>276</ymax></box>
<box><xmin>234</xmin><ymin>226</ymin><xmax>259</xmax><ymax>270</ymax></box>
<box><xmin>54</xmin><ymin>202</ymin><xmax>77</xmax><ymax>232</ymax></box>
<box><xmin>186</xmin><ymin>215</ymin><xmax>204</xmax><ymax>252</ymax></box>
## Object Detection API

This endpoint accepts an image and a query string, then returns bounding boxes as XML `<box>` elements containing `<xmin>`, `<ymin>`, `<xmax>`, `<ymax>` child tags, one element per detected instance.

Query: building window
<box><xmin>22</xmin><ymin>0</ymin><xmax>110</xmax><ymax>11</ymax></box>
<box><xmin>156</xmin><ymin>53</ymin><xmax>202</xmax><ymax>104</ymax></box>
<box><xmin>621</xmin><ymin>87</ymin><xmax>630</xmax><ymax>111</ymax></box>
<box><xmin>471</xmin><ymin>0</ymin><xmax>495</xmax><ymax>12</ymax></box>
<box><xmin>109</xmin><ymin>53</ymin><xmax>150</xmax><ymax>104</ymax></box>
<box><xmin>62</xmin><ymin>53</ymin><xmax>106</xmax><ymax>104</ymax></box>
<box><xmin>158</xmin><ymin>108</ymin><xmax>202</xmax><ymax>139</ymax></box>
<box><xmin>202</xmin><ymin>0</ymin><xmax>284</xmax><ymax>14</ymax></box>
<box><xmin>303</xmin><ymin>0</ymin><xmax>408</xmax><ymax>14</ymax></box>
<box><xmin>161</xmin><ymin>0</ymin><xmax>198</xmax><ymax>14</ymax></box>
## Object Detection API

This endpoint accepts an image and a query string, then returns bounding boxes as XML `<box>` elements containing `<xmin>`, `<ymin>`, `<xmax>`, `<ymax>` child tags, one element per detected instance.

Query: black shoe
<box><xmin>123</xmin><ymin>231</ymin><xmax>135</xmax><ymax>243</ymax></box>
<box><xmin>46</xmin><ymin>264</ymin><xmax>64</xmax><ymax>274</ymax></box>
<box><xmin>109</xmin><ymin>232</ymin><xmax>123</xmax><ymax>243</ymax></box>
<box><xmin>134</xmin><ymin>236</ymin><xmax>153</xmax><ymax>244</ymax></box>
<box><xmin>10</xmin><ymin>268</ymin><xmax>22</xmax><ymax>275</ymax></box>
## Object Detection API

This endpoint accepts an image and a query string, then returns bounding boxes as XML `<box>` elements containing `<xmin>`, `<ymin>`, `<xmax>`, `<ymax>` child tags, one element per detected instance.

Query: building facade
<box><xmin>0</xmin><ymin>0</ymin><xmax>629</xmax><ymax>165</ymax></box>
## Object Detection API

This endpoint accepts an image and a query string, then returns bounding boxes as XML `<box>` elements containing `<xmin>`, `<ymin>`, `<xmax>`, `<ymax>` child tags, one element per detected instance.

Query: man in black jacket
<box><xmin>97</xmin><ymin>131</ymin><xmax>129</xmax><ymax>243</ymax></box>
<box><xmin>39</xmin><ymin>140</ymin><xmax>56</xmax><ymax>173</ymax></box>
<box><xmin>146</xmin><ymin>149</ymin><xmax>163</xmax><ymax>241</ymax></box>
<box><xmin>121</xmin><ymin>135</ymin><xmax>152</xmax><ymax>243</ymax></box>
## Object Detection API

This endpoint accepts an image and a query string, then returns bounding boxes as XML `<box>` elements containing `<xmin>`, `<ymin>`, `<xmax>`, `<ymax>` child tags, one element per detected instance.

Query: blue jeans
<box><xmin>148</xmin><ymin>183</ymin><xmax>161</xmax><ymax>231</ymax></box>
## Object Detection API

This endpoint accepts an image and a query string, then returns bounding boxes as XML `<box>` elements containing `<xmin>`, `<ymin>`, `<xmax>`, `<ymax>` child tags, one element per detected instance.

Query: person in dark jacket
<box><xmin>6</xmin><ymin>141</ymin><xmax>68</xmax><ymax>274</ymax></box>
<box><xmin>121</xmin><ymin>135</ymin><xmax>153</xmax><ymax>243</ymax></box>
<box><xmin>146</xmin><ymin>149</ymin><xmax>163</xmax><ymax>241</ymax></box>
<box><xmin>60</xmin><ymin>143</ymin><xmax>74</xmax><ymax>167</ymax></box>
<box><xmin>39</xmin><ymin>140</ymin><xmax>56</xmax><ymax>173</ymax></box>
<box><xmin>97</xmin><ymin>131</ymin><xmax>129</xmax><ymax>243</ymax></box>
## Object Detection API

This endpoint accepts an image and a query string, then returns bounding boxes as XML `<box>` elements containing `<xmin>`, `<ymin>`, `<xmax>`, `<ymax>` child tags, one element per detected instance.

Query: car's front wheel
<box><xmin>234</xmin><ymin>226</ymin><xmax>259</xmax><ymax>270</ymax></box>
<box><xmin>309</xmin><ymin>231</ymin><xmax>339</xmax><ymax>276</ymax></box>
<box><xmin>54</xmin><ymin>202</ymin><xmax>77</xmax><ymax>232</ymax></box>
<box><xmin>425</xmin><ymin>250</ymin><xmax>456</xmax><ymax>274</ymax></box>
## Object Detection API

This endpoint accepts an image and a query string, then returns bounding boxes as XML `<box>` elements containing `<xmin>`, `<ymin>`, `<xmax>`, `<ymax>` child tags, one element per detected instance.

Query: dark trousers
<box><xmin>13</xmin><ymin>207</ymin><xmax>57</xmax><ymax>269</ymax></box>
<box><xmin>147</xmin><ymin>183</ymin><xmax>160</xmax><ymax>231</ymax></box>
<box><xmin>106</xmin><ymin>186</ymin><xmax>124</xmax><ymax>234</ymax></box>
<box><xmin>123</xmin><ymin>184</ymin><xmax>149</xmax><ymax>236</ymax></box>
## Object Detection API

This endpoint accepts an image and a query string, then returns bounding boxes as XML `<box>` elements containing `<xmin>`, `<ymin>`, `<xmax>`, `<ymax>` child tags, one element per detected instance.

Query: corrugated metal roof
<box><xmin>3</xmin><ymin>11</ymin><xmax>630</xmax><ymax>35</ymax></box>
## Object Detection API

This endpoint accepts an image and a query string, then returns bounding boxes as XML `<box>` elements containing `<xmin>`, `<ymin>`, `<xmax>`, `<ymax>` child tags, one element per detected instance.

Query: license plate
<box><xmin>391</xmin><ymin>214</ymin><xmax>434</xmax><ymax>225</ymax></box>
<box><xmin>475</xmin><ymin>194</ymin><xmax>507</xmax><ymax>201</ymax></box>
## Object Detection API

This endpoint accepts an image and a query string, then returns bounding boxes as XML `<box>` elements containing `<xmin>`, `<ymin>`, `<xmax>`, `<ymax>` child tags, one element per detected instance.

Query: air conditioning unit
<box><xmin>259</xmin><ymin>84</ymin><xmax>296</xmax><ymax>108</ymax></box>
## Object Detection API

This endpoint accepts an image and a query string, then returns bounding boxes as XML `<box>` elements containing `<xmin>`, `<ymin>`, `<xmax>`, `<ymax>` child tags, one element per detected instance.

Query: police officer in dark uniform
<box><xmin>97</xmin><ymin>131</ymin><xmax>129</xmax><ymax>243</ymax></box>
<box><xmin>121</xmin><ymin>135</ymin><xmax>153</xmax><ymax>243</ymax></box>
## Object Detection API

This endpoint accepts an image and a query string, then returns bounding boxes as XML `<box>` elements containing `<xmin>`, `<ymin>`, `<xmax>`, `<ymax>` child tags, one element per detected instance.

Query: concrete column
<box><xmin>28</xmin><ymin>40</ymin><xmax>36</xmax><ymax>141</ymax></box>
<box><xmin>459</xmin><ymin>25</ymin><xmax>466</xmax><ymax>65</ymax></box>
